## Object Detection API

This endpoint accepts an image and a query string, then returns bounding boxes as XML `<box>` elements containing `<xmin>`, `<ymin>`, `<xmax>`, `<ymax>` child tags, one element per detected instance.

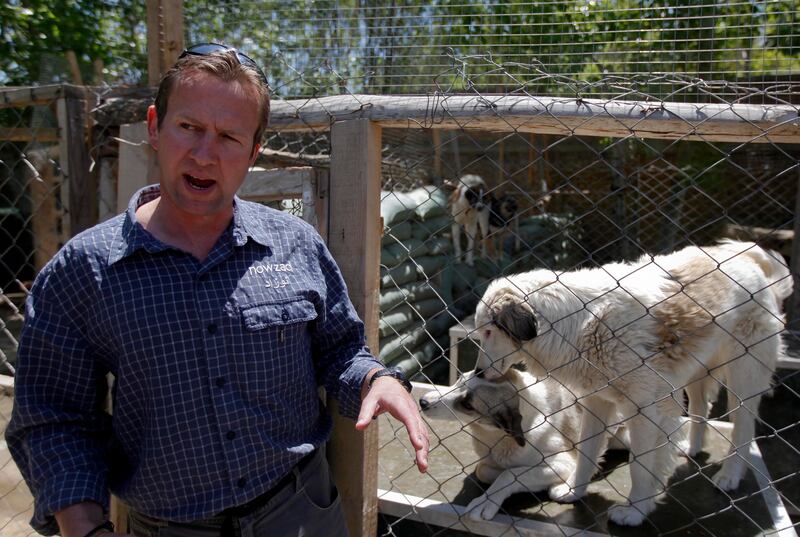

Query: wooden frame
<box><xmin>269</xmin><ymin>94</ymin><xmax>800</xmax><ymax>144</ymax></box>
<box><xmin>5</xmin><ymin>83</ymin><xmax>799</xmax><ymax>536</ymax></box>
<box><xmin>326</xmin><ymin>120</ymin><xmax>383</xmax><ymax>537</ymax></box>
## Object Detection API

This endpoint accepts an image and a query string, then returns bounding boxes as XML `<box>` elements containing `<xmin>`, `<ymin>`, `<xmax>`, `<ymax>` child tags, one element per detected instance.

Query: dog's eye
<box><xmin>460</xmin><ymin>399</ymin><xmax>474</xmax><ymax>411</ymax></box>
<box><xmin>484</xmin><ymin>329</ymin><xmax>491</xmax><ymax>339</ymax></box>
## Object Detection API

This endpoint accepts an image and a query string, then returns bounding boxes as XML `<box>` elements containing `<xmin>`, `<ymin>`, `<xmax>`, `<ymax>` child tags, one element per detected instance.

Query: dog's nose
<box><xmin>475</xmin><ymin>368</ymin><xmax>486</xmax><ymax>379</ymax></box>
<box><xmin>418</xmin><ymin>397</ymin><xmax>430</xmax><ymax>410</ymax></box>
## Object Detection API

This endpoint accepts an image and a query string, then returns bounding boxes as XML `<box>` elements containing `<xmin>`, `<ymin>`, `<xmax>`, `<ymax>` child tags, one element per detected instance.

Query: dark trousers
<box><xmin>127</xmin><ymin>448</ymin><xmax>348</xmax><ymax>537</ymax></box>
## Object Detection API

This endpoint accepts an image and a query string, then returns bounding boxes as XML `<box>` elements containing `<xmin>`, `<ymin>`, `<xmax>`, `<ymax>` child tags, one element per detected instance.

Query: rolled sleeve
<box><xmin>5</xmin><ymin>251</ymin><xmax>112</xmax><ymax>535</ymax></box>
<box><xmin>308</xmin><ymin>234</ymin><xmax>383</xmax><ymax>419</ymax></box>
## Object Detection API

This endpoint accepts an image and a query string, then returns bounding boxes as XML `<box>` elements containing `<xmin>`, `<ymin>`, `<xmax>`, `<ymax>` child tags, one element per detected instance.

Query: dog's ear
<box><xmin>492</xmin><ymin>406</ymin><xmax>525</xmax><ymax>447</ymax></box>
<box><xmin>492</xmin><ymin>295</ymin><xmax>538</xmax><ymax>341</ymax></box>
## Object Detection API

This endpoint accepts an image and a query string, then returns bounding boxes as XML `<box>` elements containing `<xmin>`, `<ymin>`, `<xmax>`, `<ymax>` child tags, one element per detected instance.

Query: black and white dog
<box><xmin>450</xmin><ymin>174</ymin><xmax>490</xmax><ymax>266</ymax></box>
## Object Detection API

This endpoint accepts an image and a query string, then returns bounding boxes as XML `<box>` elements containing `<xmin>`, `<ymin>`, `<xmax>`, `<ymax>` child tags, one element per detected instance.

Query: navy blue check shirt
<box><xmin>6</xmin><ymin>185</ymin><xmax>382</xmax><ymax>535</ymax></box>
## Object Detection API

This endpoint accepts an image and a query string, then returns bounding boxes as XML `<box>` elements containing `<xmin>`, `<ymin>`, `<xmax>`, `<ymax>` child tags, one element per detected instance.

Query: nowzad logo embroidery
<box><xmin>249</xmin><ymin>262</ymin><xmax>293</xmax><ymax>288</ymax></box>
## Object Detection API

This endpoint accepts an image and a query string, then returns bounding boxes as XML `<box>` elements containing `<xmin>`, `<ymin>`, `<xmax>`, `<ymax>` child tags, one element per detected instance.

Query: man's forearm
<box><xmin>54</xmin><ymin>501</ymin><xmax>106</xmax><ymax>537</ymax></box>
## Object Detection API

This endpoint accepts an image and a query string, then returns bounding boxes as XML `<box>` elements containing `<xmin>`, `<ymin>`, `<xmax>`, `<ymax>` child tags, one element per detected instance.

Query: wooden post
<box><xmin>26</xmin><ymin>147</ymin><xmax>62</xmax><ymax>271</ymax></box>
<box><xmin>147</xmin><ymin>0</ymin><xmax>184</xmax><ymax>86</ymax></box>
<box><xmin>327</xmin><ymin>119</ymin><xmax>381</xmax><ymax>537</ymax></box>
<box><xmin>57</xmin><ymin>87</ymin><xmax>95</xmax><ymax>237</ymax></box>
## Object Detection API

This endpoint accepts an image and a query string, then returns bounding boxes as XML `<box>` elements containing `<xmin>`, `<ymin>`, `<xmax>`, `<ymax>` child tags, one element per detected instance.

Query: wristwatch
<box><xmin>369</xmin><ymin>367</ymin><xmax>412</xmax><ymax>393</ymax></box>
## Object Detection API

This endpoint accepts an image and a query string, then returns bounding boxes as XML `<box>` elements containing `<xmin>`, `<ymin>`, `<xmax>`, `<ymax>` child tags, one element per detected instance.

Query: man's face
<box><xmin>147</xmin><ymin>71</ymin><xmax>261</xmax><ymax>219</ymax></box>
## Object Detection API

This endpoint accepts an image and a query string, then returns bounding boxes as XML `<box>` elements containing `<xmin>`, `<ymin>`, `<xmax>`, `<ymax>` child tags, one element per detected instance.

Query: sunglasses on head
<box><xmin>179</xmin><ymin>43</ymin><xmax>268</xmax><ymax>87</ymax></box>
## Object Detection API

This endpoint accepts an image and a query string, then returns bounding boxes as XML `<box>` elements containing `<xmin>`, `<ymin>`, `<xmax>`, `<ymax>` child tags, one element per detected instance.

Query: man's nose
<box><xmin>191</xmin><ymin>134</ymin><xmax>218</xmax><ymax>164</ymax></box>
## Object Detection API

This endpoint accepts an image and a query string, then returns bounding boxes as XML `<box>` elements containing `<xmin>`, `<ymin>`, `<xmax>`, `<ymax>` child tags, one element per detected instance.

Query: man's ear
<box><xmin>249</xmin><ymin>142</ymin><xmax>261</xmax><ymax>167</ymax></box>
<box><xmin>146</xmin><ymin>105</ymin><xmax>159</xmax><ymax>151</ymax></box>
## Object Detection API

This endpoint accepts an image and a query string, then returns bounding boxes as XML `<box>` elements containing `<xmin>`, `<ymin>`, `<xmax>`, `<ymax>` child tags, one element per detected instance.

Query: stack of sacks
<box><xmin>447</xmin><ymin>214</ymin><xmax>582</xmax><ymax>333</ymax></box>
<box><xmin>379</xmin><ymin>186</ymin><xmax>454</xmax><ymax>381</ymax></box>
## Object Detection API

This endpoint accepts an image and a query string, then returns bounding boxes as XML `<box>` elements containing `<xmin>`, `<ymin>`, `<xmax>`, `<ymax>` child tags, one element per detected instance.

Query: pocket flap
<box><xmin>242</xmin><ymin>299</ymin><xmax>318</xmax><ymax>330</ymax></box>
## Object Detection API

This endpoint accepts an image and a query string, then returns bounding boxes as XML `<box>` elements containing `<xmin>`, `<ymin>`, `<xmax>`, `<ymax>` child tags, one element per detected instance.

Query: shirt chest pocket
<box><xmin>241</xmin><ymin>298</ymin><xmax>318</xmax><ymax>332</ymax></box>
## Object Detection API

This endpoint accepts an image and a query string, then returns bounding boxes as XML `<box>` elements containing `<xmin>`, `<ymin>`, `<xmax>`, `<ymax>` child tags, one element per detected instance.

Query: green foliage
<box><xmin>0</xmin><ymin>0</ymin><xmax>146</xmax><ymax>85</ymax></box>
<box><xmin>1</xmin><ymin>1</ymin><xmax>797</xmax><ymax>93</ymax></box>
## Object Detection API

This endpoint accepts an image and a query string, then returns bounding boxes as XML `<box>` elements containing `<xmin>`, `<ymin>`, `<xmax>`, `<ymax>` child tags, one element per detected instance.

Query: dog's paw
<box><xmin>608</xmin><ymin>501</ymin><xmax>654</xmax><ymax>526</ymax></box>
<box><xmin>465</xmin><ymin>494</ymin><xmax>501</xmax><ymax>521</ymax></box>
<box><xmin>711</xmin><ymin>465</ymin><xmax>743</xmax><ymax>491</ymax></box>
<box><xmin>548</xmin><ymin>483</ymin><xmax>585</xmax><ymax>503</ymax></box>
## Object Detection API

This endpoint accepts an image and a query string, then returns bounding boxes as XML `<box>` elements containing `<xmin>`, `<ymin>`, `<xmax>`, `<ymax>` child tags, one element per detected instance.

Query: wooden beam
<box><xmin>57</xmin><ymin>96</ymin><xmax>95</xmax><ymax>237</ymax></box>
<box><xmin>0</xmin><ymin>84</ymin><xmax>85</xmax><ymax>110</ymax></box>
<box><xmin>161</xmin><ymin>0</ymin><xmax>184</xmax><ymax>70</ymax></box>
<box><xmin>237</xmin><ymin>166</ymin><xmax>316</xmax><ymax>200</ymax></box>
<box><xmin>0</xmin><ymin>128</ymin><xmax>59</xmax><ymax>143</ymax></box>
<box><xmin>25</xmin><ymin>148</ymin><xmax>63</xmax><ymax>271</ymax></box>
<box><xmin>269</xmin><ymin>94</ymin><xmax>800</xmax><ymax>144</ymax></box>
<box><xmin>146</xmin><ymin>0</ymin><xmax>162</xmax><ymax>86</ymax></box>
<box><xmin>147</xmin><ymin>0</ymin><xmax>184</xmax><ymax>85</ymax></box>
<box><xmin>327</xmin><ymin>119</ymin><xmax>382</xmax><ymax>537</ymax></box>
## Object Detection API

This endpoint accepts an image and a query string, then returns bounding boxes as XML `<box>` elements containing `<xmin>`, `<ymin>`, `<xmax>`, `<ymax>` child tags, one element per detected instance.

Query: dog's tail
<box><xmin>719</xmin><ymin>239</ymin><xmax>793</xmax><ymax>304</ymax></box>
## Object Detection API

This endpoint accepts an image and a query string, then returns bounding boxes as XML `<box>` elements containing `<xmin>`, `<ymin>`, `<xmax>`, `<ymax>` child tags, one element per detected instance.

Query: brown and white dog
<box><xmin>472</xmin><ymin>241</ymin><xmax>791</xmax><ymax>525</ymax></box>
<box><xmin>450</xmin><ymin>174</ymin><xmax>490</xmax><ymax>266</ymax></box>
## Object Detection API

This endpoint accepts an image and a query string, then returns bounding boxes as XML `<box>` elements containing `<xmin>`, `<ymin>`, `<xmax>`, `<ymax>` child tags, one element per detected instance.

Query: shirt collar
<box><xmin>108</xmin><ymin>185</ymin><xmax>272</xmax><ymax>265</ymax></box>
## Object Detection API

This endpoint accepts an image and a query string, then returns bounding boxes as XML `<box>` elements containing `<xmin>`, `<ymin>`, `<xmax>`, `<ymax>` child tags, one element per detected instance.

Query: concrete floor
<box><xmin>378</xmin><ymin>404</ymin><xmax>792</xmax><ymax>537</ymax></box>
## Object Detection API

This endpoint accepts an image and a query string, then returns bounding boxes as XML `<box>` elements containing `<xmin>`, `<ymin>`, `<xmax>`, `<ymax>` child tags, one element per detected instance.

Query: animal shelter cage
<box><xmin>2</xmin><ymin>62</ymin><xmax>799</xmax><ymax>536</ymax></box>
<box><xmin>2</xmin><ymin>1</ymin><xmax>800</xmax><ymax>536</ymax></box>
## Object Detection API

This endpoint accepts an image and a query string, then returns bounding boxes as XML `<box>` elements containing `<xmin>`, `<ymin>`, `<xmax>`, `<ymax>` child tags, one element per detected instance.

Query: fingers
<box><xmin>398</xmin><ymin>404</ymin><xmax>430</xmax><ymax>473</ymax></box>
<box><xmin>355</xmin><ymin>378</ymin><xmax>430</xmax><ymax>472</ymax></box>
<box><xmin>355</xmin><ymin>396</ymin><xmax>379</xmax><ymax>430</ymax></box>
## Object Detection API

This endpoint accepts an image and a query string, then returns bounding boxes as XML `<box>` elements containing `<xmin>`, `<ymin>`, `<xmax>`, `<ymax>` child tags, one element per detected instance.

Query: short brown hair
<box><xmin>154</xmin><ymin>50</ymin><xmax>270</xmax><ymax>148</ymax></box>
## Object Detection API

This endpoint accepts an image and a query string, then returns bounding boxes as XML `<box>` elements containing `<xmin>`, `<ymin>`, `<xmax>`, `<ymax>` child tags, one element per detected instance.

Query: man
<box><xmin>7</xmin><ymin>44</ymin><xmax>428</xmax><ymax>537</ymax></box>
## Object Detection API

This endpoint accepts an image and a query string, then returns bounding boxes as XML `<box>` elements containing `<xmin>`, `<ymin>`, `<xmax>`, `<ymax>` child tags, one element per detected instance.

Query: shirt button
<box><xmin>237</xmin><ymin>477</ymin><xmax>247</xmax><ymax>488</ymax></box>
<box><xmin>281</xmin><ymin>310</ymin><xmax>289</xmax><ymax>322</ymax></box>
<box><xmin>207</xmin><ymin>323</ymin><xmax>217</xmax><ymax>334</ymax></box>
<box><xmin>215</xmin><ymin>377</ymin><xmax>227</xmax><ymax>388</ymax></box>
<box><xmin>226</xmin><ymin>431</ymin><xmax>236</xmax><ymax>440</ymax></box>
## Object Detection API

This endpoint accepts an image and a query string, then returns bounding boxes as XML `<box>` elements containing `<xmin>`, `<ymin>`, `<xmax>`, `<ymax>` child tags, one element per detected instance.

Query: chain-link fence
<box><xmin>359</xmin><ymin>60</ymin><xmax>800</xmax><ymax>536</ymax></box>
<box><xmin>2</xmin><ymin>48</ymin><xmax>800</xmax><ymax>537</ymax></box>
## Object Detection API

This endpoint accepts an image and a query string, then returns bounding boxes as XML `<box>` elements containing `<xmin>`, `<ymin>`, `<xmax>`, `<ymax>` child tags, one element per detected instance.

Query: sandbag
<box><xmin>412</xmin><ymin>215</ymin><xmax>451</xmax><ymax>240</ymax></box>
<box><xmin>381</xmin><ymin>191</ymin><xmax>416</xmax><ymax>227</ymax></box>
<box><xmin>414</xmin><ymin>255</ymin><xmax>448</xmax><ymax>279</ymax></box>
<box><xmin>406</xmin><ymin>186</ymin><xmax>450</xmax><ymax>221</ymax></box>
<box><xmin>379</xmin><ymin>280</ymin><xmax>440</xmax><ymax>312</ymax></box>
<box><xmin>381</xmin><ymin>221</ymin><xmax>413</xmax><ymax>246</ymax></box>
<box><xmin>381</xmin><ymin>238</ymin><xmax>426</xmax><ymax>266</ymax></box>
<box><xmin>380</xmin><ymin>260</ymin><xmax>417</xmax><ymax>288</ymax></box>
<box><xmin>378</xmin><ymin>322</ymin><xmax>427</xmax><ymax>363</ymax></box>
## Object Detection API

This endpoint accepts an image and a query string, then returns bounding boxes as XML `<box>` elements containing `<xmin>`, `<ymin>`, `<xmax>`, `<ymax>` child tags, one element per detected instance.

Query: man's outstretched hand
<box><xmin>356</xmin><ymin>372</ymin><xmax>429</xmax><ymax>473</ymax></box>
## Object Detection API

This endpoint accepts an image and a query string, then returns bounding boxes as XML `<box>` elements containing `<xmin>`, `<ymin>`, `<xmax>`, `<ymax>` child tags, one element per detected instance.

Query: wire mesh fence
<box><xmin>364</xmin><ymin>58</ymin><xmax>800</xmax><ymax>537</ymax></box>
<box><xmin>2</xmin><ymin>6</ymin><xmax>800</xmax><ymax>532</ymax></box>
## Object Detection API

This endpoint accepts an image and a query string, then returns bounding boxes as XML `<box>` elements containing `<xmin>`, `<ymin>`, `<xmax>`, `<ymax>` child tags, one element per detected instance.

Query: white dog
<box><xmin>450</xmin><ymin>174</ymin><xmax>490</xmax><ymax>266</ymax></box>
<box><xmin>420</xmin><ymin>369</ymin><xmax>590</xmax><ymax>520</ymax></box>
<box><xmin>473</xmin><ymin>240</ymin><xmax>791</xmax><ymax>526</ymax></box>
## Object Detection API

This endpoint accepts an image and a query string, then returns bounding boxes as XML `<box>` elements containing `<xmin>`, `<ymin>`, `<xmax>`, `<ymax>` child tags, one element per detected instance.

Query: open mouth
<box><xmin>184</xmin><ymin>174</ymin><xmax>215</xmax><ymax>190</ymax></box>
